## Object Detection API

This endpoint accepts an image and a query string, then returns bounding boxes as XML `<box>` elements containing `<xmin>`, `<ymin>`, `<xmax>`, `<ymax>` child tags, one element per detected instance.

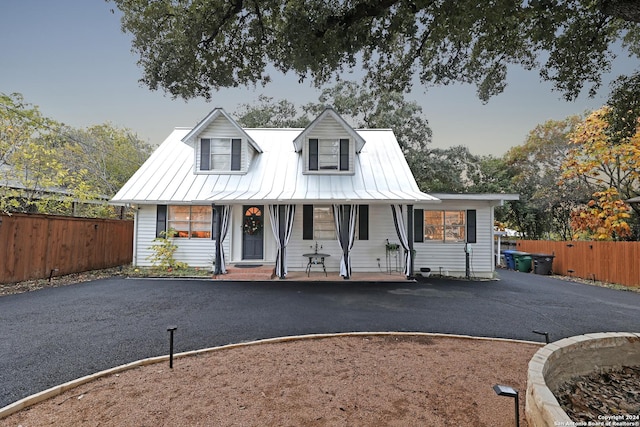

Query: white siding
<box><xmin>413</xmin><ymin>201</ymin><xmax>495</xmax><ymax>278</ymax></box>
<box><xmin>279</xmin><ymin>204</ymin><xmax>406</xmax><ymax>273</ymax></box>
<box><xmin>303</xmin><ymin>115</ymin><xmax>355</xmax><ymax>174</ymax></box>
<box><xmin>195</xmin><ymin>116</ymin><xmax>254</xmax><ymax>173</ymax></box>
<box><xmin>134</xmin><ymin>204</ymin><xmax>226</xmax><ymax>269</ymax></box>
<box><xmin>134</xmin><ymin>201</ymin><xmax>497</xmax><ymax>277</ymax></box>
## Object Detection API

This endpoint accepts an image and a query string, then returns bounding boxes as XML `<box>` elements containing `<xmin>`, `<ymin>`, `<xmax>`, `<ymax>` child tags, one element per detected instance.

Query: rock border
<box><xmin>525</xmin><ymin>331</ymin><xmax>640</xmax><ymax>427</ymax></box>
<box><xmin>0</xmin><ymin>331</ymin><xmax>540</xmax><ymax>420</ymax></box>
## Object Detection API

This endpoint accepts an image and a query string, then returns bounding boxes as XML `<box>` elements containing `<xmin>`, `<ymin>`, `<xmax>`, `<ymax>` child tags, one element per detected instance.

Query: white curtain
<box><xmin>214</xmin><ymin>205</ymin><xmax>231</xmax><ymax>274</ymax></box>
<box><xmin>333</xmin><ymin>204</ymin><xmax>358</xmax><ymax>278</ymax></box>
<box><xmin>269</xmin><ymin>204</ymin><xmax>296</xmax><ymax>279</ymax></box>
<box><xmin>391</xmin><ymin>205</ymin><xmax>411</xmax><ymax>277</ymax></box>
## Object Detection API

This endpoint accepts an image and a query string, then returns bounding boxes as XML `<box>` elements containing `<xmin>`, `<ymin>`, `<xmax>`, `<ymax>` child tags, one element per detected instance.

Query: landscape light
<box><xmin>532</xmin><ymin>330</ymin><xmax>550</xmax><ymax>344</ymax></box>
<box><xmin>493</xmin><ymin>384</ymin><xmax>520</xmax><ymax>427</ymax></box>
<box><xmin>167</xmin><ymin>325</ymin><xmax>177</xmax><ymax>369</ymax></box>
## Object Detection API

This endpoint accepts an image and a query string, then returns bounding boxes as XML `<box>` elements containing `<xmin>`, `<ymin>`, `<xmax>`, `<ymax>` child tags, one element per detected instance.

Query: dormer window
<box><xmin>200</xmin><ymin>138</ymin><xmax>241</xmax><ymax>171</ymax></box>
<box><xmin>309</xmin><ymin>138</ymin><xmax>349</xmax><ymax>171</ymax></box>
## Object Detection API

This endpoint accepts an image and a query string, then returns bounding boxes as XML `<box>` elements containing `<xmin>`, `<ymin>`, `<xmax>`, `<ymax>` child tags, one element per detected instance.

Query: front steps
<box><xmin>214</xmin><ymin>264</ymin><xmax>276</xmax><ymax>281</ymax></box>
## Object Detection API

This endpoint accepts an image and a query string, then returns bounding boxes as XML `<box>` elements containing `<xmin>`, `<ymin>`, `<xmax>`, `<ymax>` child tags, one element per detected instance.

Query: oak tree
<box><xmin>111</xmin><ymin>0</ymin><xmax>639</xmax><ymax>103</ymax></box>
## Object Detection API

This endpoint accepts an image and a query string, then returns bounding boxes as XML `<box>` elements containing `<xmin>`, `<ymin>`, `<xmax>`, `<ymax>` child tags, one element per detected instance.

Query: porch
<box><xmin>214</xmin><ymin>264</ymin><xmax>411</xmax><ymax>282</ymax></box>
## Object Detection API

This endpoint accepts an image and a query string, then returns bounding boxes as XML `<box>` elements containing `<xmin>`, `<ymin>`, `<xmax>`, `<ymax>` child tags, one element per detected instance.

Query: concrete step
<box><xmin>215</xmin><ymin>265</ymin><xmax>275</xmax><ymax>281</ymax></box>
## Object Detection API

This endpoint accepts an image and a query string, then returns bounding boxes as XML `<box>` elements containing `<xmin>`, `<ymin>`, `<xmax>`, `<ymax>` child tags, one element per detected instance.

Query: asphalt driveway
<box><xmin>1</xmin><ymin>269</ymin><xmax>639</xmax><ymax>408</ymax></box>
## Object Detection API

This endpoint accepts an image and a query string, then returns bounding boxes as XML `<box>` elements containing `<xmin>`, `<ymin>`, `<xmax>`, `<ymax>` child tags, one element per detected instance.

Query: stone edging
<box><xmin>0</xmin><ymin>331</ymin><xmax>541</xmax><ymax>420</ymax></box>
<box><xmin>525</xmin><ymin>331</ymin><xmax>640</xmax><ymax>427</ymax></box>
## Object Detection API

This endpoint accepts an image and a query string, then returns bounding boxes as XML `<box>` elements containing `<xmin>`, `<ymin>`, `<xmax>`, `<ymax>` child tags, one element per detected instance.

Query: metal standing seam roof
<box><xmin>111</xmin><ymin>127</ymin><xmax>440</xmax><ymax>205</ymax></box>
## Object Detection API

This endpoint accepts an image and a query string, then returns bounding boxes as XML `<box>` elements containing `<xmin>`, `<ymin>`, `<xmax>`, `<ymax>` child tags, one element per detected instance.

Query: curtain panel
<box><xmin>213</xmin><ymin>205</ymin><xmax>231</xmax><ymax>275</ymax></box>
<box><xmin>269</xmin><ymin>204</ymin><xmax>296</xmax><ymax>279</ymax></box>
<box><xmin>333</xmin><ymin>204</ymin><xmax>358</xmax><ymax>278</ymax></box>
<box><xmin>391</xmin><ymin>205</ymin><xmax>412</xmax><ymax>277</ymax></box>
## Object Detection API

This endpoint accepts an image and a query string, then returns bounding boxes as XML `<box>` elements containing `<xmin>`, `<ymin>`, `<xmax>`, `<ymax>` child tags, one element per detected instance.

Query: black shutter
<box><xmin>466</xmin><ymin>209</ymin><xmax>477</xmax><ymax>243</ymax></box>
<box><xmin>156</xmin><ymin>205</ymin><xmax>167</xmax><ymax>238</ymax></box>
<box><xmin>303</xmin><ymin>204</ymin><xmax>314</xmax><ymax>240</ymax></box>
<box><xmin>309</xmin><ymin>139</ymin><xmax>318</xmax><ymax>171</ymax></box>
<box><xmin>339</xmin><ymin>138</ymin><xmax>349</xmax><ymax>171</ymax></box>
<box><xmin>358</xmin><ymin>205</ymin><xmax>369</xmax><ymax>240</ymax></box>
<box><xmin>200</xmin><ymin>139</ymin><xmax>210</xmax><ymax>170</ymax></box>
<box><xmin>231</xmin><ymin>138</ymin><xmax>241</xmax><ymax>170</ymax></box>
<box><xmin>414</xmin><ymin>209</ymin><xmax>424</xmax><ymax>242</ymax></box>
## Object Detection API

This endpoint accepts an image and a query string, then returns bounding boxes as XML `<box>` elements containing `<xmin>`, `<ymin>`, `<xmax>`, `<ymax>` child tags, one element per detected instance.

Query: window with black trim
<box><xmin>423</xmin><ymin>211</ymin><xmax>466</xmax><ymax>242</ymax></box>
<box><xmin>313</xmin><ymin>206</ymin><xmax>335</xmax><ymax>240</ymax></box>
<box><xmin>302</xmin><ymin>204</ymin><xmax>369</xmax><ymax>240</ymax></box>
<box><xmin>167</xmin><ymin>206</ymin><xmax>212</xmax><ymax>238</ymax></box>
<box><xmin>308</xmin><ymin>138</ymin><xmax>349</xmax><ymax>171</ymax></box>
<box><xmin>200</xmin><ymin>138</ymin><xmax>241</xmax><ymax>171</ymax></box>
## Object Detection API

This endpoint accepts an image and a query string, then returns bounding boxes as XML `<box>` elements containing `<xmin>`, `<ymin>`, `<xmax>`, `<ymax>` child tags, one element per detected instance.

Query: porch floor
<box><xmin>282</xmin><ymin>270</ymin><xmax>409</xmax><ymax>282</ymax></box>
<box><xmin>215</xmin><ymin>265</ymin><xmax>409</xmax><ymax>282</ymax></box>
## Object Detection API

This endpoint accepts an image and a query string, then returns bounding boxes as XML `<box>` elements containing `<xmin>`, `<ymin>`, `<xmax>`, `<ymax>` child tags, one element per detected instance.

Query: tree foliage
<box><xmin>0</xmin><ymin>93</ymin><xmax>152</xmax><ymax>217</ymax></box>
<box><xmin>236</xmin><ymin>81</ymin><xmax>432</xmax><ymax>152</ymax></box>
<box><xmin>561</xmin><ymin>106</ymin><xmax>640</xmax><ymax>240</ymax></box>
<box><xmin>504</xmin><ymin>116</ymin><xmax>589</xmax><ymax>239</ymax></box>
<box><xmin>111</xmin><ymin>0</ymin><xmax>639</xmax><ymax>103</ymax></box>
<box><xmin>236</xmin><ymin>95</ymin><xmax>311</xmax><ymax>128</ymax></box>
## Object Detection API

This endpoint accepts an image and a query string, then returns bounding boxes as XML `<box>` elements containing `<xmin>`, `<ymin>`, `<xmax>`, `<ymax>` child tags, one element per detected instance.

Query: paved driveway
<box><xmin>1</xmin><ymin>269</ymin><xmax>639</xmax><ymax>408</ymax></box>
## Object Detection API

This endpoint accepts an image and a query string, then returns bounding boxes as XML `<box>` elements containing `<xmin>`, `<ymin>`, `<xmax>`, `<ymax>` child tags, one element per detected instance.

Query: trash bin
<box><xmin>513</xmin><ymin>252</ymin><xmax>532</xmax><ymax>273</ymax></box>
<box><xmin>503</xmin><ymin>250</ymin><xmax>518</xmax><ymax>270</ymax></box>
<box><xmin>531</xmin><ymin>254</ymin><xmax>555</xmax><ymax>275</ymax></box>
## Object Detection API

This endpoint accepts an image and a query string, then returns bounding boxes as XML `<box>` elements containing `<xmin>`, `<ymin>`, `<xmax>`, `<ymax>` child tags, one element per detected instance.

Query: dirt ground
<box><xmin>0</xmin><ymin>334</ymin><xmax>541</xmax><ymax>427</ymax></box>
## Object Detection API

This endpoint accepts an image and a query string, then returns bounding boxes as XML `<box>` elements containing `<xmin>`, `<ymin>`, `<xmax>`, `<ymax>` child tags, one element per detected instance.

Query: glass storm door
<box><xmin>242</xmin><ymin>205</ymin><xmax>264</xmax><ymax>260</ymax></box>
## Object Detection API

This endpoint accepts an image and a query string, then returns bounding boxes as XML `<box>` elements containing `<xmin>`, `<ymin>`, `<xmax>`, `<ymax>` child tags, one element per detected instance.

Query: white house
<box><xmin>111</xmin><ymin>107</ymin><xmax>518</xmax><ymax>279</ymax></box>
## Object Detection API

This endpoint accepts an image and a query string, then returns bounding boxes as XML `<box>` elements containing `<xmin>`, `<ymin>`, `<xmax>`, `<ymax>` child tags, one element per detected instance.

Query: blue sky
<box><xmin>1</xmin><ymin>0</ymin><xmax>636</xmax><ymax>156</ymax></box>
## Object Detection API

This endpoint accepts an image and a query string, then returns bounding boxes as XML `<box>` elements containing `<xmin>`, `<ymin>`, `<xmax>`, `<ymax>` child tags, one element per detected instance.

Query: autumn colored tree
<box><xmin>505</xmin><ymin>116</ymin><xmax>589</xmax><ymax>239</ymax></box>
<box><xmin>561</xmin><ymin>106</ymin><xmax>640</xmax><ymax>240</ymax></box>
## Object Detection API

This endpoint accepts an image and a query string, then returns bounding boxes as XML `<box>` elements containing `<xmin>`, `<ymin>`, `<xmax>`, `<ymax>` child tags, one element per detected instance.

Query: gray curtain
<box><xmin>268</xmin><ymin>204</ymin><xmax>296</xmax><ymax>279</ymax></box>
<box><xmin>391</xmin><ymin>205</ymin><xmax>411</xmax><ymax>277</ymax></box>
<box><xmin>333</xmin><ymin>204</ymin><xmax>358</xmax><ymax>278</ymax></box>
<box><xmin>214</xmin><ymin>205</ymin><xmax>231</xmax><ymax>274</ymax></box>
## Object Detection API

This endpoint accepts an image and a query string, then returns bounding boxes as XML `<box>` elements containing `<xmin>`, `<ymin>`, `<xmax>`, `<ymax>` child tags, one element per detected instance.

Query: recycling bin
<box><xmin>531</xmin><ymin>254</ymin><xmax>555</xmax><ymax>275</ymax></box>
<box><xmin>502</xmin><ymin>250</ymin><xmax>518</xmax><ymax>270</ymax></box>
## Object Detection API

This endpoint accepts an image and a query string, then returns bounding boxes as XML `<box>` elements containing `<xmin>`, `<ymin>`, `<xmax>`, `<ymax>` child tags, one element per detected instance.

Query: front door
<box><xmin>242</xmin><ymin>205</ymin><xmax>264</xmax><ymax>260</ymax></box>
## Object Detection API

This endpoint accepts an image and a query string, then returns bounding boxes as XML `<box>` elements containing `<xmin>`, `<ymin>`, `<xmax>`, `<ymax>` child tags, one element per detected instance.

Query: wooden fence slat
<box><xmin>517</xmin><ymin>240</ymin><xmax>640</xmax><ymax>288</ymax></box>
<box><xmin>0</xmin><ymin>213</ymin><xmax>133</xmax><ymax>284</ymax></box>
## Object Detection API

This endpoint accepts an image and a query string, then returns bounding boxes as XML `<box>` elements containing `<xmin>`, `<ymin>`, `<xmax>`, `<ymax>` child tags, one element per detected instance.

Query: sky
<box><xmin>1</xmin><ymin>0</ymin><xmax>637</xmax><ymax>156</ymax></box>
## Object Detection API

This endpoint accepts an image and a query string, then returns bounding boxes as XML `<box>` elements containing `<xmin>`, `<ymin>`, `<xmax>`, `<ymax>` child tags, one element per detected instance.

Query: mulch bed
<box><xmin>556</xmin><ymin>366</ymin><xmax>640</xmax><ymax>422</ymax></box>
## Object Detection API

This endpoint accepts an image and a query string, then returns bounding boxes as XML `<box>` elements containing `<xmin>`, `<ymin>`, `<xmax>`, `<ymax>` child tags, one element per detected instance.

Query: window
<box><xmin>167</xmin><ymin>206</ymin><xmax>212</xmax><ymax>238</ymax></box>
<box><xmin>303</xmin><ymin>204</ymin><xmax>368</xmax><ymax>240</ymax></box>
<box><xmin>200</xmin><ymin>138</ymin><xmax>241</xmax><ymax>171</ymax></box>
<box><xmin>313</xmin><ymin>206</ymin><xmax>335</xmax><ymax>240</ymax></box>
<box><xmin>423</xmin><ymin>210</ymin><xmax>466</xmax><ymax>242</ymax></box>
<box><xmin>308</xmin><ymin>138</ymin><xmax>349</xmax><ymax>171</ymax></box>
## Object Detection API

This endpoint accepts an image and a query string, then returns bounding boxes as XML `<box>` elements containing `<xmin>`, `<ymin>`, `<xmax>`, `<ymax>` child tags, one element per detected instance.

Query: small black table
<box><xmin>303</xmin><ymin>253</ymin><xmax>330</xmax><ymax>277</ymax></box>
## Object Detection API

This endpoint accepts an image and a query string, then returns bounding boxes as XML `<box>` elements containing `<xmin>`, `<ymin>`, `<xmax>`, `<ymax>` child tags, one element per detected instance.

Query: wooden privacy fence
<box><xmin>0</xmin><ymin>213</ymin><xmax>133</xmax><ymax>284</ymax></box>
<box><xmin>516</xmin><ymin>240</ymin><xmax>640</xmax><ymax>288</ymax></box>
